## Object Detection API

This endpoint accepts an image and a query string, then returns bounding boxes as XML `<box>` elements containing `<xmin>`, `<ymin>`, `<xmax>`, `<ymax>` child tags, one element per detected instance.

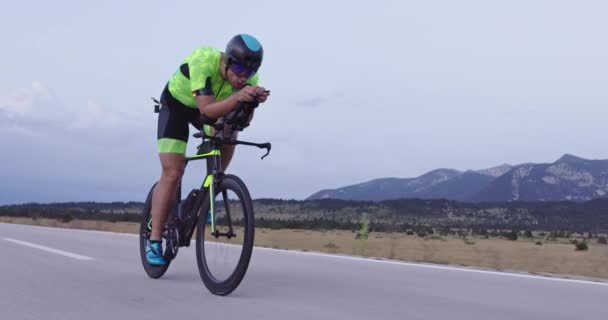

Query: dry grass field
<box><xmin>253</xmin><ymin>228</ymin><xmax>608</xmax><ymax>279</ymax></box>
<box><xmin>2</xmin><ymin>217</ymin><xmax>607</xmax><ymax>280</ymax></box>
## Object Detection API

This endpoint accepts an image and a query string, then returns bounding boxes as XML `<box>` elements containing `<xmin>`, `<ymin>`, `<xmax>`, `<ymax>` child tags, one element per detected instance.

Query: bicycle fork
<box><xmin>203</xmin><ymin>174</ymin><xmax>216</xmax><ymax>233</ymax></box>
<box><xmin>204</xmin><ymin>173</ymin><xmax>236</xmax><ymax>239</ymax></box>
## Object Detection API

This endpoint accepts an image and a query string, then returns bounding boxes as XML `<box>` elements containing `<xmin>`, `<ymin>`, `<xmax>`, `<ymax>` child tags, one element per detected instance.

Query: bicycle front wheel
<box><xmin>195</xmin><ymin>174</ymin><xmax>255</xmax><ymax>296</ymax></box>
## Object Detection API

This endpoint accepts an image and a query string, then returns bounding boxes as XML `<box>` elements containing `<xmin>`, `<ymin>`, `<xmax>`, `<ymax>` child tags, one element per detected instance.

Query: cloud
<box><xmin>294</xmin><ymin>97</ymin><xmax>328</xmax><ymax>108</ymax></box>
<box><xmin>0</xmin><ymin>80</ymin><xmax>55</xmax><ymax>118</ymax></box>
<box><xmin>0</xmin><ymin>82</ymin><xmax>158</xmax><ymax>204</ymax></box>
<box><xmin>292</xmin><ymin>90</ymin><xmax>347</xmax><ymax>108</ymax></box>
<box><xmin>69</xmin><ymin>99</ymin><xmax>142</xmax><ymax>130</ymax></box>
<box><xmin>0</xmin><ymin>81</ymin><xmax>143</xmax><ymax>134</ymax></box>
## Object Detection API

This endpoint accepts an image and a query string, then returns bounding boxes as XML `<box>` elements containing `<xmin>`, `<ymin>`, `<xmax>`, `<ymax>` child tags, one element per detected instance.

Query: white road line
<box><xmin>3</xmin><ymin>238</ymin><xmax>95</xmax><ymax>261</ymax></box>
<box><xmin>254</xmin><ymin>247</ymin><xmax>608</xmax><ymax>287</ymax></box>
<box><xmin>2</xmin><ymin>223</ymin><xmax>607</xmax><ymax>286</ymax></box>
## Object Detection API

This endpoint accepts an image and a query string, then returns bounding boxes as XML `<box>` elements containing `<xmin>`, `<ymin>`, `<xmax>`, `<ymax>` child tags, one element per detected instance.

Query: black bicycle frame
<box><xmin>174</xmin><ymin>125</ymin><xmax>271</xmax><ymax>247</ymax></box>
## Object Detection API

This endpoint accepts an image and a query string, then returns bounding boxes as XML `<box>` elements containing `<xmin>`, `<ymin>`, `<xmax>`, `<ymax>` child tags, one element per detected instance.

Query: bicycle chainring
<box><xmin>163</xmin><ymin>223</ymin><xmax>180</xmax><ymax>260</ymax></box>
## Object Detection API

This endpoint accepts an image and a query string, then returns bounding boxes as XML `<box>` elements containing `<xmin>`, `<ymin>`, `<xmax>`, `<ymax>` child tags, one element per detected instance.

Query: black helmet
<box><xmin>225</xmin><ymin>34</ymin><xmax>264</xmax><ymax>72</ymax></box>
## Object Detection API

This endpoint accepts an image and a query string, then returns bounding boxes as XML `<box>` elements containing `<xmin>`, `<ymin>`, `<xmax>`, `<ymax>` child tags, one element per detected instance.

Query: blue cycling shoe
<box><xmin>145</xmin><ymin>240</ymin><xmax>167</xmax><ymax>266</ymax></box>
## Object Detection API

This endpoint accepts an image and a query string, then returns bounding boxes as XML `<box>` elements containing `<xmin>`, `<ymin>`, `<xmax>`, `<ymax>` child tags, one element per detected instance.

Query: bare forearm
<box><xmin>196</xmin><ymin>95</ymin><xmax>239</xmax><ymax>119</ymax></box>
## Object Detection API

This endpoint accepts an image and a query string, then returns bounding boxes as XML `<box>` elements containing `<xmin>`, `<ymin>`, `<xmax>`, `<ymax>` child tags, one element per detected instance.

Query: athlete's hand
<box><xmin>254</xmin><ymin>86</ymin><xmax>270</xmax><ymax>103</ymax></box>
<box><xmin>234</xmin><ymin>85</ymin><xmax>258</xmax><ymax>103</ymax></box>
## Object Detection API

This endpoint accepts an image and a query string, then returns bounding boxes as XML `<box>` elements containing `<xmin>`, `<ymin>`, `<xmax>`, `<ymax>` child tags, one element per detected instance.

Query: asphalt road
<box><xmin>1</xmin><ymin>222</ymin><xmax>606</xmax><ymax>320</ymax></box>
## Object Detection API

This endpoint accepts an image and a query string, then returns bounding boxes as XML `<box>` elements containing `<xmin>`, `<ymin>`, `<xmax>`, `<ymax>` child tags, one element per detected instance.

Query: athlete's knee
<box><xmin>161</xmin><ymin>166</ymin><xmax>184</xmax><ymax>185</ymax></box>
<box><xmin>159</xmin><ymin>153</ymin><xmax>185</xmax><ymax>185</ymax></box>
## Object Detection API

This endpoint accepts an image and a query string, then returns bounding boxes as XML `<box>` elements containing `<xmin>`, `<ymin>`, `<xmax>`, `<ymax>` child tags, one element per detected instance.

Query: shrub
<box><xmin>506</xmin><ymin>230</ymin><xmax>518</xmax><ymax>241</ymax></box>
<box><xmin>438</xmin><ymin>227</ymin><xmax>451</xmax><ymax>236</ymax></box>
<box><xmin>549</xmin><ymin>231</ymin><xmax>565</xmax><ymax>239</ymax></box>
<box><xmin>359</xmin><ymin>212</ymin><xmax>369</xmax><ymax>241</ymax></box>
<box><xmin>60</xmin><ymin>213</ymin><xmax>73</xmax><ymax>223</ymax></box>
<box><xmin>575</xmin><ymin>241</ymin><xmax>589</xmax><ymax>251</ymax></box>
<box><xmin>323</xmin><ymin>242</ymin><xmax>339</xmax><ymax>249</ymax></box>
<box><xmin>535</xmin><ymin>241</ymin><xmax>543</xmax><ymax>245</ymax></box>
<box><xmin>523</xmin><ymin>230</ymin><xmax>533</xmax><ymax>238</ymax></box>
<box><xmin>489</xmin><ymin>230</ymin><xmax>501</xmax><ymax>237</ymax></box>
<box><xmin>597</xmin><ymin>237</ymin><xmax>607</xmax><ymax>245</ymax></box>
<box><xmin>477</xmin><ymin>229</ymin><xmax>489</xmax><ymax>236</ymax></box>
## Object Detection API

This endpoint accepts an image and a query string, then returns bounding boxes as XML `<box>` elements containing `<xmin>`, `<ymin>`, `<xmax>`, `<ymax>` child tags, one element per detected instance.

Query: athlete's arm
<box><xmin>195</xmin><ymin>94</ymin><xmax>238</xmax><ymax>119</ymax></box>
<box><xmin>195</xmin><ymin>85</ymin><xmax>265</xmax><ymax>119</ymax></box>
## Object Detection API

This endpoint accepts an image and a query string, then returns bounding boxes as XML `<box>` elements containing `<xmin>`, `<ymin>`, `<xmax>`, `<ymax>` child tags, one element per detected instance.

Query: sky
<box><xmin>1</xmin><ymin>0</ymin><xmax>607</xmax><ymax>204</ymax></box>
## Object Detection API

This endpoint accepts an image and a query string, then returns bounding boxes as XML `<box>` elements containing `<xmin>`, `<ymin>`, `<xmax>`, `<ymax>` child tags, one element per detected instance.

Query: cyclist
<box><xmin>147</xmin><ymin>34</ymin><xmax>270</xmax><ymax>265</ymax></box>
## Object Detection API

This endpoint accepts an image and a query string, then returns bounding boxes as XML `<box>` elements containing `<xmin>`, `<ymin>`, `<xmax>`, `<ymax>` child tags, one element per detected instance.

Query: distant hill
<box><xmin>473</xmin><ymin>154</ymin><xmax>608</xmax><ymax>201</ymax></box>
<box><xmin>307</xmin><ymin>154</ymin><xmax>608</xmax><ymax>202</ymax></box>
<box><xmin>307</xmin><ymin>169</ymin><xmax>460</xmax><ymax>201</ymax></box>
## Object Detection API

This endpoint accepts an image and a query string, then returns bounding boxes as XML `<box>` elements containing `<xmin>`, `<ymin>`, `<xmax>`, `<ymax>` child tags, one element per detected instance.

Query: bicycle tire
<box><xmin>195</xmin><ymin>174</ymin><xmax>255</xmax><ymax>296</ymax></box>
<box><xmin>139</xmin><ymin>182</ymin><xmax>172</xmax><ymax>278</ymax></box>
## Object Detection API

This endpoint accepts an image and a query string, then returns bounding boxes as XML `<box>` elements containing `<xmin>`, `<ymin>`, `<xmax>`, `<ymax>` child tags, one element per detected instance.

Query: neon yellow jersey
<box><xmin>167</xmin><ymin>47</ymin><xmax>259</xmax><ymax>109</ymax></box>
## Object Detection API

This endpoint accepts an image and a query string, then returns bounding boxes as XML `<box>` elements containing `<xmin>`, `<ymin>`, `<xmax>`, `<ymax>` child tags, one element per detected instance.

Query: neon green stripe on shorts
<box><xmin>158</xmin><ymin>138</ymin><xmax>187</xmax><ymax>154</ymax></box>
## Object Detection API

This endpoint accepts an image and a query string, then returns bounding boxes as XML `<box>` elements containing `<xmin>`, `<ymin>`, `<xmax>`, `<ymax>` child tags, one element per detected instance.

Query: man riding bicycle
<box><xmin>147</xmin><ymin>34</ymin><xmax>270</xmax><ymax>266</ymax></box>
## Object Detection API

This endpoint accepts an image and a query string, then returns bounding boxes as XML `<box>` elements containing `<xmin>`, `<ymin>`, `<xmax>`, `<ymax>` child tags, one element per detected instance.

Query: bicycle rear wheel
<box><xmin>139</xmin><ymin>182</ymin><xmax>172</xmax><ymax>279</ymax></box>
<box><xmin>195</xmin><ymin>174</ymin><xmax>255</xmax><ymax>296</ymax></box>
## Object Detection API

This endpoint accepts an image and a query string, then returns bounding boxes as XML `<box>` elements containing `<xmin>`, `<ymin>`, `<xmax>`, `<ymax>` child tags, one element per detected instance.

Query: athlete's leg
<box><xmin>150</xmin><ymin>153</ymin><xmax>184</xmax><ymax>240</ymax></box>
<box><xmin>206</xmin><ymin>125</ymin><xmax>238</xmax><ymax>172</ymax></box>
<box><xmin>150</xmin><ymin>86</ymin><xmax>190</xmax><ymax>241</ymax></box>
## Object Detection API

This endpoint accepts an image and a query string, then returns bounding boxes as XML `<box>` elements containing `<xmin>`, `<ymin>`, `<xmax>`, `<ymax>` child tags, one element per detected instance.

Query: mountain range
<box><xmin>306</xmin><ymin>154</ymin><xmax>608</xmax><ymax>202</ymax></box>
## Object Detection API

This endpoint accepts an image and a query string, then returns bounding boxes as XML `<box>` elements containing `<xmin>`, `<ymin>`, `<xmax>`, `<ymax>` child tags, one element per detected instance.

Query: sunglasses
<box><xmin>229</xmin><ymin>63</ymin><xmax>257</xmax><ymax>78</ymax></box>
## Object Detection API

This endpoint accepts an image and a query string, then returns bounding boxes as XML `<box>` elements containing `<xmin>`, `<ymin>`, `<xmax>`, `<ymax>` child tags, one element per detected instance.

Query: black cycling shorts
<box><xmin>157</xmin><ymin>84</ymin><xmax>207</xmax><ymax>154</ymax></box>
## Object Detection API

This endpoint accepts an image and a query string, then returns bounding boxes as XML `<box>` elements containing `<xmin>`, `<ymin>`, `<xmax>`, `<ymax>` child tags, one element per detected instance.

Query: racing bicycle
<box><xmin>140</xmin><ymin>99</ymin><xmax>271</xmax><ymax>296</ymax></box>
